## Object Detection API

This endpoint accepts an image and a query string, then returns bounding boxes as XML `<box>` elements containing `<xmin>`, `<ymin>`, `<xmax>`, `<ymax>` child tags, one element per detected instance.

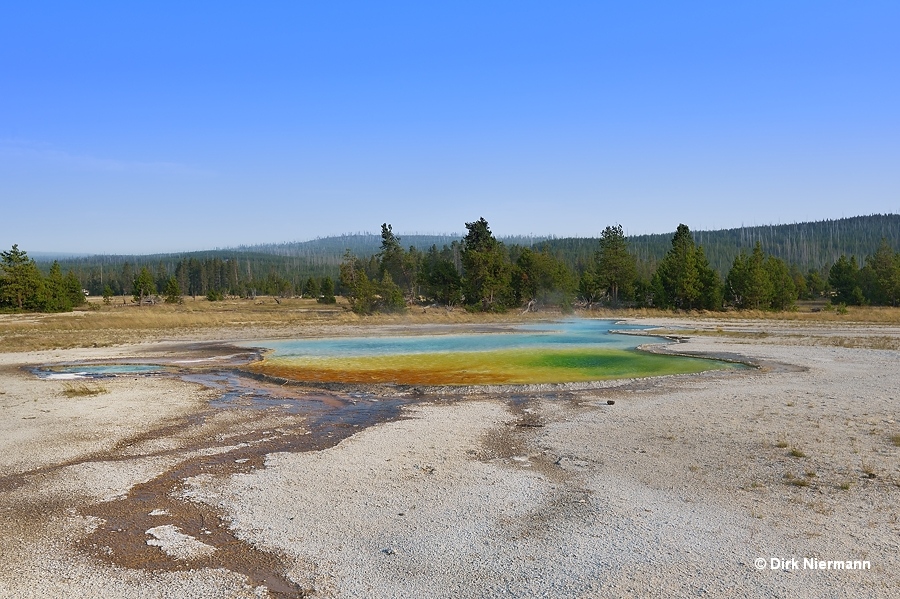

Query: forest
<box><xmin>2</xmin><ymin>214</ymin><xmax>899</xmax><ymax>313</ymax></box>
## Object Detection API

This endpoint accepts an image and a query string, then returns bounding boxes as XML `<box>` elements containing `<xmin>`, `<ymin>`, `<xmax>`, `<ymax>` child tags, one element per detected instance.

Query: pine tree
<box><xmin>0</xmin><ymin>245</ymin><xmax>44</xmax><ymax>310</ymax></box>
<box><xmin>595</xmin><ymin>224</ymin><xmax>636</xmax><ymax>306</ymax></box>
<box><xmin>133</xmin><ymin>267</ymin><xmax>157</xmax><ymax>305</ymax></box>
<box><xmin>164</xmin><ymin>276</ymin><xmax>183</xmax><ymax>304</ymax></box>
<box><xmin>727</xmin><ymin>243</ymin><xmax>771</xmax><ymax>309</ymax></box>
<box><xmin>461</xmin><ymin>218</ymin><xmax>512</xmax><ymax>311</ymax></box>
<box><xmin>304</xmin><ymin>276</ymin><xmax>320</xmax><ymax>299</ymax></box>
<box><xmin>828</xmin><ymin>255</ymin><xmax>860</xmax><ymax>305</ymax></box>
<box><xmin>422</xmin><ymin>245</ymin><xmax>462</xmax><ymax>306</ymax></box>
<box><xmin>861</xmin><ymin>240</ymin><xmax>900</xmax><ymax>306</ymax></box>
<box><xmin>45</xmin><ymin>261</ymin><xmax>68</xmax><ymax>312</ymax></box>
<box><xmin>318</xmin><ymin>277</ymin><xmax>336</xmax><ymax>304</ymax></box>
<box><xmin>378</xmin><ymin>223</ymin><xmax>410</xmax><ymax>293</ymax></box>
<box><xmin>655</xmin><ymin>225</ymin><xmax>701</xmax><ymax>309</ymax></box>
<box><xmin>766</xmin><ymin>256</ymin><xmax>796</xmax><ymax>311</ymax></box>
<box><xmin>695</xmin><ymin>246</ymin><xmax>722</xmax><ymax>310</ymax></box>
<box><xmin>377</xmin><ymin>272</ymin><xmax>406</xmax><ymax>312</ymax></box>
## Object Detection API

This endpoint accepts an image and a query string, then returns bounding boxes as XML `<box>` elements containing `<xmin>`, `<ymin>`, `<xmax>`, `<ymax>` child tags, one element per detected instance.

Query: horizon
<box><xmin>19</xmin><ymin>212</ymin><xmax>897</xmax><ymax>259</ymax></box>
<box><xmin>3</xmin><ymin>3</ymin><xmax>899</xmax><ymax>254</ymax></box>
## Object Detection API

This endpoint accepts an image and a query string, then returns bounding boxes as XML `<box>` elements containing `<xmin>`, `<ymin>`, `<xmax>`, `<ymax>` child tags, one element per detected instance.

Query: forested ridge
<box><xmin>2</xmin><ymin>214</ymin><xmax>898</xmax><ymax>312</ymax></box>
<box><xmin>548</xmin><ymin>214</ymin><xmax>900</xmax><ymax>276</ymax></box>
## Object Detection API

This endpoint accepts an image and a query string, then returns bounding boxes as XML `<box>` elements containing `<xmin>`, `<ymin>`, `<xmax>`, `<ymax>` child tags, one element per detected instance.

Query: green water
<box><xmin>245</xmin><ymin>319</ymin><xmax>737</xmax><ymax>386</ymax></box>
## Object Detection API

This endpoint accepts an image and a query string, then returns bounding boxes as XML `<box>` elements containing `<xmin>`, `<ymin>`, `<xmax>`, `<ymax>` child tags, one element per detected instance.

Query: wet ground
<box><xmin>15</xmin><ymin>336</ymin><xmax>758</xmax><ymax>598</ymax></box>
<box><xmin>20</xmin><ymin>344</ymin><xmax>418</xmax><ymax>597</ymax></box>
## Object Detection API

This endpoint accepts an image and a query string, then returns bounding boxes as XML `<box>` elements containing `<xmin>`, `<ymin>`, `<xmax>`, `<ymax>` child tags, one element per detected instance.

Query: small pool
<box><xmin>36</xmin><ymin>364</ymin><xmax>167</xmax><ymax>379</ymax></box>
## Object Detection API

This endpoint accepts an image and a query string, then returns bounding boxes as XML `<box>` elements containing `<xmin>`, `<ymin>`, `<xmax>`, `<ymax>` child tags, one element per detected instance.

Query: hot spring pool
<box><xmin>241</xmin><ymin>319</ymin><xmax>736</xmax><ymax>386</ymax></box>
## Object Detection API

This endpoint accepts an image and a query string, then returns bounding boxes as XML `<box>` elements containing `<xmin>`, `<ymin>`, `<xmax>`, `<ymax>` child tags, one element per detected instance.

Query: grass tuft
<box><xmin>62</xmin><ymin>382</ymin><xmax>107</xmax><ymax>398</ymax></box>
<box><xmin>783</xmin><ymin>473</ymin><xmax>810</xmax><ymax>487</ymax></box>
<box><xmin>789</xmin><ymin>447</ymin><xmax>806</xmax><ymax>458</ymax></box>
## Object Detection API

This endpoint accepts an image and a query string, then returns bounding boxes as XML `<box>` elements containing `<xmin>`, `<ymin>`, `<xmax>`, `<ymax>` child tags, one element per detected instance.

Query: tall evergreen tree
<box><xmin>461</xmin><ymin>217</ymin><xmax>512</xmax><ymax>311</ymax></box>
<box><xmin>726</xmin><ymin>243</ymin><xmax>772</xmax><ymax>309</ymax></box>
<box><xmin>133</xmin><ymin>267</ymin><xmax>157</xmax><ymax>305</ymax></box>
<box><xmin>828</xmin><ymin>255</ymin><xmax>861</xmax><ymax>305</ymax></box>
<box><xmin>422</xmin><ymin>245</ymin><xmax>462</xmax><ymax>306</ymax></box>
<box><xmin>594</xmin><ymin>224</ymin><xmax>636</xmax><ymax>306</ymax></box>
<box><xmin>377</xmin><ymin>223</ymin><xmax>410</xmax><ymax>293</ymax></box>
<box><xmin>766</xmin><ymin>255</ymin><xmax>797</xmax><ymax>311</ymax></box>
<box><xmin>0</xmin><ymin>245</ymin><xmax>44</xmax><ymax>310</ymax></box>
<box><xmin>303</xmin><ymin>276</ymin><xmax>320</xmax><ymax>299</ymax></box>
<box><xmin>654</xmin><ymin>225</ymin><xmax>701</xmax><ymax>309</ymax></box>
<box><xmin>318</xmin><ymin>276</ymin><xmax>336</xmax><ymax>304</ymax></box>
<box><xmin>695</xmin><ymin>246</ymin><xmax>723</xmax><ymax>310</ymax></box>
<box><xmin>860</xmin><ymin>240</ymin><xmax>900</xmax><ymax>306</ymax></box>
<box><xmin>377</xmin><ymin>272</ymin><xmax>406</xmax><ymax>312</ymax></box>
<box><xmin>44</xmin><ymin>261</ymin><xmax>68</xmax><ymax>312</ymax></box>
<box><xmin>653</xmin><ymin>225</ymin><xmax>721</xmax><ymax>310</ymax></box>
<box><xmin>513</xmin><ymin>247</ymin><xmax>574</xmax><ymax>309</ymax></box>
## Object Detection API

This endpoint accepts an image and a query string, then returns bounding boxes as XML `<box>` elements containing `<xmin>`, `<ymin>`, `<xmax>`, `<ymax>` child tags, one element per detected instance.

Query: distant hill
<box><xmin>237</xmin><ymin>214</ymin><xmax>899</xmax><ymax>275</ymax></box>
<box><xmin>543</xmin><ymin>214</ymin><xmax>900</xmax><ymax>275</ymax></box>
<box><xmin>238</xmin><ymin>233</ymin><xmax>547</xmax><ymax>259</ymax></box>
<box><xmin>32</xmin><ymin>214</ymin><xmax>900</xmax><ymax>295</ymax></box>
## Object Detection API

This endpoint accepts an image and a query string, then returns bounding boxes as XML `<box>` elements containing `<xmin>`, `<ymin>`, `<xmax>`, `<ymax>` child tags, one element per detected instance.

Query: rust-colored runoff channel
<box><xmin>76</xmin><ymin>374</ymin><xmax>410</xmax><ymax>598</ymax></box>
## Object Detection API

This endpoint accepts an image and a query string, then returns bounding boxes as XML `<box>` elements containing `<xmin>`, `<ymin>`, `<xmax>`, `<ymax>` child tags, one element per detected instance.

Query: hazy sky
<box><xmin>2</xmin><ymin>2</ymin><xmax>899</xmax><ymax>254</ymax></box>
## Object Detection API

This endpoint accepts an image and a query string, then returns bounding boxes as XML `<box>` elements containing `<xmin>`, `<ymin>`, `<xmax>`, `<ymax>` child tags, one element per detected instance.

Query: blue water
<box><xmin>243</xmin><ymin>319</ymin><xmax>658</xmax><ymax>358</ymax></box>
<box><xmin>37</xmin><ymin>364</ymin><xmax>166</xmax><ymax>379</ymax></box>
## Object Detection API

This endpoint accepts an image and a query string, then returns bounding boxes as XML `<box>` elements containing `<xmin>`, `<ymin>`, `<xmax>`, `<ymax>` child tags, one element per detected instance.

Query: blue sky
<box><xmin>2</xmin><ymin>1</ymin><xmax>898</xmax><ymax>254</ymax></box>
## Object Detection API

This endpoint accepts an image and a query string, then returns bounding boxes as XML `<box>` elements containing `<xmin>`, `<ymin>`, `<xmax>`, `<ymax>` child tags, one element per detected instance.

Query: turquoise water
<box><xmin>37</xmin><ymin>364</ymin><xmax>166</xmax><ymax>379</ymax></box>
<box><xmin>246</xmin><ymin>319</ymin><xmax>657</xmax><ymax>358</ymax></box>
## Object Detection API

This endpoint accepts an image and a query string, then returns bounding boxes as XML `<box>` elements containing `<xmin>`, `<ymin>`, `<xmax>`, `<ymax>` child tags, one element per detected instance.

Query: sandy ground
<box><xmin>0</xmin><ymin>319</ymin><xmax>898</xmax><ymax>598</ymax></box>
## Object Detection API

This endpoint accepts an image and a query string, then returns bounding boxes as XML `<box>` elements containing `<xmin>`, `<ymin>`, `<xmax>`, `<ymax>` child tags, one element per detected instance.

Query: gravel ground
<box><xmin>1</xmin><ymin>320</ymin><xmax>898</xmax><ymax>598</ymax></box>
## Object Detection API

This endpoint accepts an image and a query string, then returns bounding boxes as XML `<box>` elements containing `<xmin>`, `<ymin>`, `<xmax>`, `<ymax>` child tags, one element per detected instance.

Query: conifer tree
<box><xmin>133</xmin><ymin>267</ymin><xmax>157</xmax><ymax>305</ymax></box>
<box><xmin>653</xmin><ymin>225</ymin><xmax>721</xmax><ymax>310</ymax></box>
<box><xmin>828</xmin><ymin>255</ymin><xmax>861</xmax><ymax>305</ymax></box>
<box><xmin>164</xmin><ymin>276</ymin><xmax>183</xmax><ymax>303</ymax></box>
<box><xmin>0</xmin><ymin>245</ymin><xmax>44</xmax><ymax>310</ymax></box>
<box><xmin>44</xmin><ymin>261</ymin><xmax>67</xmax><ymax>312</ymax></box>
<box><xmin>860</xmin><ymin>240</ymin><xmax>900</xmax><ymax>306</ymax></box>
<box><xmin>461</xmin><ymin>218</ymin><xmax>512</xmax><ymax>311</ymax></box>
<box><xmin>727</xmin><ymin>243</ymin><xmax>772</xmax><ymax>309</ymax></box>
<box><xmin>595</xmin><ymin>224</ymin><xmax>636</xmax><ymax>306</ymax></box>
<box><xmin>377</xmin><ymin>272</ymin><xmax>406</xmax><ymax>312</ymax></box>
<box><xmin>304</xmin><ymin>276</ymin><xmax>320</xmax><ymax>299</ymax></box>
<box><xmin>421</xmin><ymin>245</ymin><xmax>462</xmax><ymax>306</ymax></box>
<box><xmin>318</xmin><ymin>277</ymin><xmax>336</xmax><ymax>304</ymax></box>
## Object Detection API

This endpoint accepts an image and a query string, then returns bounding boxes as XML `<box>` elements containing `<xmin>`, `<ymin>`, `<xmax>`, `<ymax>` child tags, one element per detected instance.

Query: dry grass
<box><xmin>813</xmin><ymin>336</ymin><xmax>900</xmax><ymax>350</ymax></box>
<box><xmin>1</xmin><ymin>298</ymin><xmax>898</xmax><ymax>352</ymax></box>
<box><xmin>0</xmin><ymin>297</ymin><xmax>538</xmax><ymax>352</ymax></box>
<box><xmin>586</xmin><ymin>305</ymin><xmax>900</xmax><ymax>324</ymax></box>
<box><xmin>784</xmin><ymin>472</ymin><xmax>811</xmax><ymax>488</ymax></box>
<box><xmin>62</xmin><ymin>382</ymin><xmax>107</xmax><ymax>398</ymax></box>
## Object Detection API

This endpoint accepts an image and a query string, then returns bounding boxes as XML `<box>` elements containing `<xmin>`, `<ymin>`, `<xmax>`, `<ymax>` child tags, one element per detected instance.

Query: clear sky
<box><xmin>2</xmin><ymin>1</ymin><xmax>898</xmax><ymax>254</ymax></box>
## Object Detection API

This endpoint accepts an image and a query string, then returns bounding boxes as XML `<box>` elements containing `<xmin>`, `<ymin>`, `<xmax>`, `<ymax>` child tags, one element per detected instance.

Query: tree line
<box><xmin>225</xmin><ymin>214</ymin><xmax>900</xmax><ymax>277</ymax></box>
<box><xmin>56</xmin><ymin>253</ymin><xmax>337</xmax><ymax>302</ymax></box>
<box><xmin>338</xmin><ymin>219</ymin><xmax>900</xmax><ymax>314</ymax></box>
<box><xmin>3</xmin><ymin>215</ymin><xmax>899</xmax><ymax>313</ymax></box>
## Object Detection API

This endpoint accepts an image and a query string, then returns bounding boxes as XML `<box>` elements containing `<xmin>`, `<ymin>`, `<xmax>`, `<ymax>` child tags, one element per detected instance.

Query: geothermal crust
<box><xmin>0</xmin><ymin>320</ymin><xmax>898</xmax><ymax>598</ymax></box>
